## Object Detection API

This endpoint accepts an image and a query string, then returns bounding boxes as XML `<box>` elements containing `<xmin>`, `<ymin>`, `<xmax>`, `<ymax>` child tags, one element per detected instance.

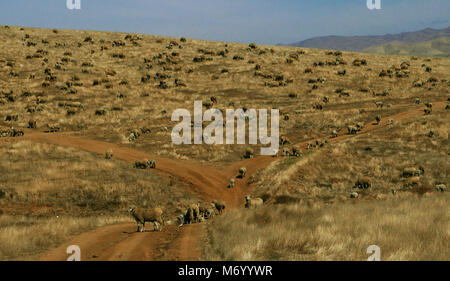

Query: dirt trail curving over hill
<box><xmin>19</xmin><ymin>101</ymin><xmax>445</xmax><ymax>260</ymax></box>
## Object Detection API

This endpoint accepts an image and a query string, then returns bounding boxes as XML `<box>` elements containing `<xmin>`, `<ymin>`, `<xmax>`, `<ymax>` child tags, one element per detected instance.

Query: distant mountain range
<box><xmin>285</xmin><ymin>27</ymin><xmax>450</xmax><ymax>57</ymax></box>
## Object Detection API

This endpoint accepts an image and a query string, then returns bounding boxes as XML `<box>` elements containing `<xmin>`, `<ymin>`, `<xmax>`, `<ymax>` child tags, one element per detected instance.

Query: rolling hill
<box><xmin>287</xmin><ymin>27</ymin><xmax>450</xmax><ymax>54</ymax></box>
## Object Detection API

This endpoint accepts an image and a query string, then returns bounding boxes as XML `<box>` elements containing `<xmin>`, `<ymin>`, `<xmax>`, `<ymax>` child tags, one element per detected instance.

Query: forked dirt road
<box><xmin>7</xmin><ymin>101</ymin><xmax>445</xmax><ymax>261</ymax></box>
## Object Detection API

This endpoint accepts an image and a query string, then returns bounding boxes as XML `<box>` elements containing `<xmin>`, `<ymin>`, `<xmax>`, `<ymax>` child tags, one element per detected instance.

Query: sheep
<box><xmin>414</xmin><ymin>98</ymin><xmax>420</xmax><ymax>104</ymax></box>
<box><xmin>282</xmin><ymin>147</ymin><xmax>291</xmax><ymax>156</ymax></box>
<box><xmin>204</xmin><ymin>207</ymin><xmax>215</xmax><ymax>219</ymax></box>
<box><xmin>375</xmin><ymin>115</ymin><xmax>381</xmax><ymax>125</ymax></box>
<box><xmin>187</xmin><ymin>203</ymin><xmax>200</xmax><ymax>223</ymax></box>
<box><xmin>434</xmin><ymin>184</ymin><xmax>446</xmax><ymax>192</ymax></box>
<box><xmin>291</xmin><ymin>145</ymin><xmax>300</xmax><ymax>157</ymax></box>
<box><xmin>402</xmin><ymin>167</ymin><xmax>424</xmax><ymax>178</ymax></box>
<box><xmin>355</xmin><ymin>122</ymin><xmax>364</xmax><ymax>131</ymax></box>
<box><xmin>134</xmin><ymin>160</ymin><xmax>148</xmax><ymax>169</ymax></box>
<box><xmin>10</xmin><ymin>127</ymin><xmax>24</xmax><ymax>137</ymax></box>
<box><xmin>350</xmin><ymin>192</ymin><xmax>359</xmax><ymax>198</ymax></box>
<box><xmin>424</xmin><ymin>108</ymin><xmax>432</xmax><ymax>115</ymax></box>
<box><xmin>0</xmin><ymin>130</ymin><xmax>10</xmax><ymax>137</ymax></box>
<box><xmin>184</xmin><ymin>208</ymin><xmax>194</xmax><ymax>224</ymax></box>
<box><xmin>228</xmin><ymin>178</ymin><xmax>235</xmax><ymax>188</ymax></box>
<box><xmin>128</xmin><ymin>207</ymin><xmax>164</xmax><ymax>232</ymax></box>
<box><xmin>337</xmin><ymin>69</ymin><xmax>346</xmax><ymax>76</ymax></box>
<box><xmin>375</xmin><ymin>101</ymin><xmax>384</xmax><ymax>108</ymax></box>
<box><xmin>404</xmin><ymin>176</ymin><xmax>420</xmax><ymax>187</ymax></box>
<box><xmin>105</xmin><ymin>149</ymin><xmax>114</xmax><ymax>159</ymax></box>
<box><xmin>212</xmin><ymin>200</ymin><xmax>226</xmax><ymax>215</ymax></box>
<box><xmin>176</xmin><ymin>214</ymin><xmax>185</xmax><ymax>226</ymax></box>
<box><xmin>279</xmin><ymin>135</ymin><xmax>290</xmax><ymax>145</ymax></box>
<box><xmin>354</xmin><ymin>177</ymin><xmax>371</xmax><ymax>189</ymax></box>
<box><xmin>307</xmin><ymin>141</ymin><xmax>316</xmax><ymax>149</ymax></box>
<box><xmin>244</xmin><ymin>147</ymin><xmax>254</xmax><ymax>158</ymax></box>
<box><xmin>147</xmin><ymin>159</ymin><xmax>156</xmax><ymax>168</ymax></box>
<box><xmin>347</xmin><ymin>125</ymin><xmax>358</xmax><ymax>135</ymax></box>
<box><xmin>424</xmin><ymin>102</ymin><xmax>432</xmax><ymax>109</ymax></box>
<box><xmin>331</xmin><ymin>130</ymin><xmax>338</xmax><ymax>138</ymax></box>
<box><xmin>198</xmin><ymin>202</ymin><xmax>216</xmax><ymax>219</ymax></box>
<box><xmin>244</xmin><ymin>195</ymin><xmax>263</xmax><ymax>209</ymax></box>
<box><xmin>46</xmin><ymin>123</ymin><xmax>60</xmax><ymax>133</ymax></box>
<box><xmin>238</xmin><ymin>167</ymin><xmax>247</xmax><ymax>178</ymax></box>
<box><xmin>28</xmin><ymin>119</ymin><xmax>37</xmax><ymax>129</ymax></box>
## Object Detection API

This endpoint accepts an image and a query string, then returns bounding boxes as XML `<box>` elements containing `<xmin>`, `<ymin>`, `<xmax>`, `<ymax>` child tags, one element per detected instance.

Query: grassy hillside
<box><xmin>204</xmin><ymin>193</ymin><xmax>449</xmax><ymax>261</ymax></box>
<box><xmin>0</xmin><ymin>25</ymin><xmax>448</xmax><ymax>261</ymax></box>
<box><xmin>363</xmin><ymin>37</ymin><xmax>450</xmax><ymax>58</ymax></box>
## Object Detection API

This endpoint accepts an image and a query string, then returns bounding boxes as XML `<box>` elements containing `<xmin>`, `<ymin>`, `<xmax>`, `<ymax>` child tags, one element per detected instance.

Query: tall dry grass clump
<box><xmin>204</xmin><ymin>193</ymin><xmax>449</xmax><ymax>261</ymax></box>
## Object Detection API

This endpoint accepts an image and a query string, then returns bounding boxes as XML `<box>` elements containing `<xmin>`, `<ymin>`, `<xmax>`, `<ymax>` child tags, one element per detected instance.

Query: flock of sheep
<box><xmin>120</xmin><ymin>153</ymin><xmax>264</xmax><ymax>232</ymax></box>
<box><xmin>128</xmin><ymin>195</ymin><xmax>264</xmax><ymax>233</ymax></box>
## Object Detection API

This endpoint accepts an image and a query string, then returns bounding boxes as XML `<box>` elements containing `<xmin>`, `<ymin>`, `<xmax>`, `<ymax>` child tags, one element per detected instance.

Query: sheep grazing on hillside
<box><xmin>10</xmin><ymin>127</ymin><xmax>24</xmax><ymax>137</ymax></box>
<box><xmin>186</xmin><ymin>204</ymin><xmax>200</xmax><ymax>223</ymax></box>
<box><xmin>354</xmin><ymin>177</ymin><xmax>372</xmax><ymax>189</ymax></box>
<box><xmin>331</xmin><ymin>130</ymin><xmax>338</xmax><ymax>138</ymax></box>
<box><xmin>350</xmin><ymin>192</ymin><xmax>359</xmax><ymax>199</ymax></box>
<box><xmin>128</xmin><ymin>207</ymin><xmax>164</xmax><ymax>232</ymax></box>
<box><xmin>347</xmin><ymin>125</ymin><xmax>358</xmax><ymax>135</ymax></box>
<box><xmin>279</xmin><ymin>135</ymin><xmax>290</xmax><ymax>146</ymax></box>
<box><xmin>402</xmin><ymin>167</ymin><xmax>424</xmax><ymax>178</ymax></box>
<box><xmin>134</xmin><ymin>160</ymin><xmax>148</xmax><ymax>169</ymax></box>
<box><xmin>105</xmin><ymin>149</ymin><xmax>114</xmax><ymax>159</ymax></box>
<box><xmin>355</xmin><ymin>122</ymin><xmax>364</xmax><ymax>131</ymax></box>
<box><xmin>198</xmin><ymin>202</ymin><xmax>216</xmax><ymax>219</ymax></box>
<box><xmin>147</xmin><ymin>159</ymin><xmax>156</xmax><ymax>168</ymax></box>
<box><xmin>184</xmin><ymin>208</ymin><xmax>194</xmax><ymax>224</ymax></box>
<box><xmin>374</xmin><ymin>101</ymin><xmax>384</xmax><ymax>108</ymax></box>
<box><xmin>375</xmin><ymin>115</ymin><xmax>381</xmax><ymax>125</ymax></box>
<box><xmin>212</xmin><ymin>200</ymin><xmax>226</xmax><ymax>215</ymax></box>
<box><xmin>404</xmin><ymin>176</ymin><xmax>420</xmax><ymax>187</ymax></box>
<box><xmin>28</xmin><ymin>119</ymin><xmax>37</xmax><ymax>129</ymax></box>
<box><xmin>244</xmin><ymin>195</ymin><xmax>263</xmax><ymax>209</ymax></box>
<box><xmin>238</xmin><ymin>167</ymin><xmax>247</xmax><ymax>178</ymax></box>
<box><xmin>434</xmin><ymin>184</ymin><xmax>446</xmax><ymax>192</ymax></box>
<box><xmin>291</xmin><ymin>145</ymin><xmax>300</xmax><ymax>157</ymax></box>
<box><xmin>228</xmin><ymin>178</ymin><xmax>235</xmax><ymax>188</ymax></box>
<box><xmin>244</xmin><ymin>147</ymin><xmax>254</xmax><ymax>159</ymax></box>
<box><xmin>176</xmin><ymin>213</ymin><xmax>186</xmax><ymax>227</ymax></box>
<box><xmin>282</xmin><ymin>147</ymin><xmax>291</xmax><ymax>156</ymax></box>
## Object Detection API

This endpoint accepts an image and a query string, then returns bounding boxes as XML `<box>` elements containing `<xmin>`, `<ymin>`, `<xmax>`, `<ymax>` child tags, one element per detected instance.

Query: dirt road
<box><xmin>12</xmin><ymin>101</ymin><xmax>444</xmax><ymax>260</ymax></box>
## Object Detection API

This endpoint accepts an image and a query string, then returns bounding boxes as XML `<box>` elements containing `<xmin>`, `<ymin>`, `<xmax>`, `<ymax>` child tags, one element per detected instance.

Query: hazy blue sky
<box><xmin>0</xmin><ymin>0</ymin><xmax>449</xmax><ymax>44</ymax></box>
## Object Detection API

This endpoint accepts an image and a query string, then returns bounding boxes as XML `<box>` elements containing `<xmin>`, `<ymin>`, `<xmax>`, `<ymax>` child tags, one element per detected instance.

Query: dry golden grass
<box><xmin>0</xmin><ymin>25</ymin><xmax>448</xmax><ymax>261</ymax></box>
<box><xmin>204</xmin><ymin>193</ymin><xmax>449</xmax><ymax>261</ymax></box>
<box><xmin>248</xmin><ymin>109</ymin><xmax>449</xmax><ymax>204</ymax></box>
<box><xmin>0</xmin><ymin>214</ymin><xmax>129</xmax><ymax>260</ymax></box>
<box><xmin>1</xmin><ymin>25</ymin><xmax>448</xmax><ymax>163</ymax></box>
<box><xmin>0</xmin><ymin>141</ymin><xmax>197</xmax><ymax>217</ymax></box>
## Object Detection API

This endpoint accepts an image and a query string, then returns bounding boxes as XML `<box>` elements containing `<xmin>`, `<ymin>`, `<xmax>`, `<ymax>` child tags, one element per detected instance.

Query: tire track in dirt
<box><xmin>10</xmin><ymin>101</ymin><xmax>445</xmax><ymax>261</ymax></box>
